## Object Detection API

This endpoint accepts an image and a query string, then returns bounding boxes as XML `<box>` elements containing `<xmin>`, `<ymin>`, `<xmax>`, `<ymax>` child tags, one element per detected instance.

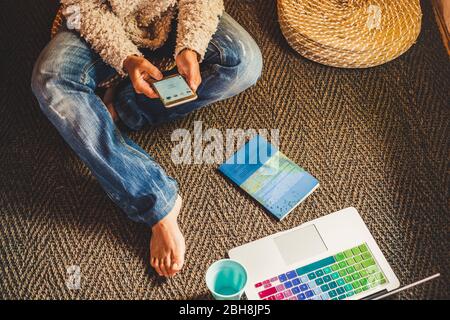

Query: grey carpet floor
<box><xmin>0</xmin><ymin>0</ymin><xmax>449</xmax><ymax>299</ymax></box>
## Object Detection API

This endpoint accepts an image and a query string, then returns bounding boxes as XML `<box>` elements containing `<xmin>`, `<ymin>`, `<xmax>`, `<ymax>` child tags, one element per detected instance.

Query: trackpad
<box><xmin>273</xmin><ymin>225</ymin><xmax>327</xmax><ymax>265</ymax></box>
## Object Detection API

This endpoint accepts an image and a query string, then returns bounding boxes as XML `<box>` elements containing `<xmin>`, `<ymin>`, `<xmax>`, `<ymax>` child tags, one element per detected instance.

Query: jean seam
<box><xmin>113</xmin><ymin>127</ymin><xmax>149</xmax><ymax>160</ymax></box>
<box><xmin>80</xmin><ymin>57</ymin><xmax>102</xmax><ymax>85</ymax></box>
<box><xmin>209</xmin><ymin>38</ymin><xmax>225</xmax><ymax>66</ymax></box>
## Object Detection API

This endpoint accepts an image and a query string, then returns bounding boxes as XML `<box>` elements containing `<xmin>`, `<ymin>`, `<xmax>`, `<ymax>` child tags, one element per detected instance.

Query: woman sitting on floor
<box><xmin>31</xmin><ymin>0</ymin><xmax>262</xmax><ymax>277</ymax></box>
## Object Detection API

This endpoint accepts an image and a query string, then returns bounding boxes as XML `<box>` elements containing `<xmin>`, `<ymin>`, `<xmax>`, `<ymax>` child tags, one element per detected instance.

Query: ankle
<box><xmin>152</xmin><ymin>195</ymin><xmax>182</xmax><ymax>231</ymax></box>
<box><xmin>153</xmin><ymin>213</ymin><xmax>177</xmax><ymax>231</ymax></box>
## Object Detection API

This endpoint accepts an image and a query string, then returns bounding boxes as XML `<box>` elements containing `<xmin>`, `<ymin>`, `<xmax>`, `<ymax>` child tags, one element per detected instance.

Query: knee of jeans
<box><xmin>32</xmin><ymin>36</ymin><xmax>93</xmax><ymax>100</ymax></box>
<box><xmin>224</xmin><ymin>36</ymin><xmax>262</xmax><ymax>90</ymax></box>
<box><xmin>238</xmin><ymin>40</ymin><xmax>263</xmax><ymax>87</ymax></box>
<box><xmin>32</xmin><ymin>52</ymin><xmax>71</xmax><ymax>95</ymax></box>
<box><xmin>32</xmin><ymin>62</ymin><xmax>65</xmax><ymax>119</ymax></box>
<box><xmin>32</xmin><ymin>52</ymin><xmax>89</xmax><ymax>120</ymax></box>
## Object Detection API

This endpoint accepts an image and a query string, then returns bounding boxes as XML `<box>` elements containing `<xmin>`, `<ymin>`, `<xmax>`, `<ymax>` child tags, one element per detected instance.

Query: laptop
<box><xmin>228</xmin><ymin>207</ymin><xmax>400</xmax><ymax>300</ymax></box>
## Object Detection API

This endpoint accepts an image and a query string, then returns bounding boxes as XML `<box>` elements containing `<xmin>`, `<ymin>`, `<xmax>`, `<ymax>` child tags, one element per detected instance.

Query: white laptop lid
<box><xmin>229</xmin><ymin>207</ymin><xmax>400</xmax><ymax>300</ymax></box>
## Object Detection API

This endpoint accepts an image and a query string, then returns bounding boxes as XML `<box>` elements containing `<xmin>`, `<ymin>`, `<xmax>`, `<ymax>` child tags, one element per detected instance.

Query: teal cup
<box><xmin>205</xmin><ymin>259</ymin><xmax>248</xmax><ymax>300</ymax></box>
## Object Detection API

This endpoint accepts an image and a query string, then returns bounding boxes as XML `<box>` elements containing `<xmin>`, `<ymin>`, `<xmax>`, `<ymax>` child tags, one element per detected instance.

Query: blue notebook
<box><xmin>218</xmin><ymin>135</ymin><xmax>319</xmax><ymax>220</ymax></box>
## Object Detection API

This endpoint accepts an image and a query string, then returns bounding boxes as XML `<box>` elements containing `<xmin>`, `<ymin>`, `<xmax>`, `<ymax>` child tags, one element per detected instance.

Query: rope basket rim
<box><xmin>277</xmin><ymin>0</ymin><xmax>422</xmax><ymax>68</ymax></box>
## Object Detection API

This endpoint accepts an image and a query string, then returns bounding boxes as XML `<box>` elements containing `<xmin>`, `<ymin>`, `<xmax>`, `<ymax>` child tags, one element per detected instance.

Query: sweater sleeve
<box><xmin>61</xmin><ymin>0</ymin><xmax>142</xmax><ymax>76</ymax></box>
<box><xmin>175</xmin><ymin>0</ymin><xmax>224</xmax><ymax>61</ymax></box>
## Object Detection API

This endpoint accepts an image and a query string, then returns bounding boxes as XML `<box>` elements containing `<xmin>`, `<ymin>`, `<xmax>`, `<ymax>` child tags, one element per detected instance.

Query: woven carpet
<box><xmin>1</xmin><ymin>0</ymin><xmax>449</xmax><ymax>300</ymax></box>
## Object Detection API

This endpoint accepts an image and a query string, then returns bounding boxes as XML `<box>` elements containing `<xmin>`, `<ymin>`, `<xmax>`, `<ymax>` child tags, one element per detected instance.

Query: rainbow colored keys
<box><xmin>255</xmin><ymin>243</ymin><xmax>388</xmax><ymax>300</ymax></box>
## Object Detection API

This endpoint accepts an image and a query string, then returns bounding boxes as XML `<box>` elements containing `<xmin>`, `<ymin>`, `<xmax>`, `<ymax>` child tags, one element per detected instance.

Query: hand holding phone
<box><xmin>123</xmin><ymin>55</ymin><xmax>162</xmax><ymax>99</ymax></box>
<box><xmin>151</xmin><ymin>74</ymin><xmax>198</xmax><ymax>108</ymax></box>
<box><xmin>176</xmin><ymin>49</ymin><xmax>202</xmax><ymax>93</ymax></box>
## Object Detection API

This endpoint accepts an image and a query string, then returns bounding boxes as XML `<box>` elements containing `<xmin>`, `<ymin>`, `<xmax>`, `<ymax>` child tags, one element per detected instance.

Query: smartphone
<box><xmin>151</xmin><ymin>74</ymin><xmax>198</xmax><ymax>108</ymax></box>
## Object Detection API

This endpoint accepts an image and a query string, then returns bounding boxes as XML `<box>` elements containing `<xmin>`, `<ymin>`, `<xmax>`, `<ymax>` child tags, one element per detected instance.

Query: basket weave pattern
<box><xmin>278</xmin><ymin>0</ymin><xmax>422</xmax><ymax>68</ymax></box>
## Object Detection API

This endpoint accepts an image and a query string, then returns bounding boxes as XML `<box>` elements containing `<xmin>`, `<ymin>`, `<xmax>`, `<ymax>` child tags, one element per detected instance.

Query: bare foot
<box><xmin>150</xmin><ymin>195</ymin><xmax>185</xmax><ymax>277</ymax></box>
<box><xmin>102</xmin><ymin>85</ymin><xmax>119</xmax><ymax>122</ymax></box>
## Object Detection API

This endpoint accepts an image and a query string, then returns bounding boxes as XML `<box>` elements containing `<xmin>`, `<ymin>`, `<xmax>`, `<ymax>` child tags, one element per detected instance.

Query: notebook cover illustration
<box><xmin>218</xmin><ymin>135</ymin><xmax>319</xmax><ymax>220</ymax></box>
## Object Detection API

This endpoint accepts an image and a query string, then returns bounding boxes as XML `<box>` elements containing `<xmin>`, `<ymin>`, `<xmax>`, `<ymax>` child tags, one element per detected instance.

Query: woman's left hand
<box><xmin>176</xmin><ymin>49</ymin><xmax>202</xmax><ymax>92</ymax></box>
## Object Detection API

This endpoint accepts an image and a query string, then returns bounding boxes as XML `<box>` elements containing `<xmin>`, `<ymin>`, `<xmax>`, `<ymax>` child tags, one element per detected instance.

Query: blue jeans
<box><xmin>31</xmin><ymin>13</ymin><xmax>262</xmax><ymax>227</ymax></box>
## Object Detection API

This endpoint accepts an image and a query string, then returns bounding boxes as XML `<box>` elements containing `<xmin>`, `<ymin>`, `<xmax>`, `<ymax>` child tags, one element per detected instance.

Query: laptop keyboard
<box><xmin>255</xmin><ymin>243</ymin><xmax>387</xmax><ymax>300</ymax></box>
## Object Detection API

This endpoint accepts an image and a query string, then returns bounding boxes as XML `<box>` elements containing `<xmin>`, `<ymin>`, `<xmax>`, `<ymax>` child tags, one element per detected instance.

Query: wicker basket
<box><xmin>277</xmin><ymin>0</ymin><xmax>422</xmax><ymax>68</ymax></box>
<box><xmin>51</xmin><ymin>6</ymin><xmax>176</xmax><ymax>88</ymax></box>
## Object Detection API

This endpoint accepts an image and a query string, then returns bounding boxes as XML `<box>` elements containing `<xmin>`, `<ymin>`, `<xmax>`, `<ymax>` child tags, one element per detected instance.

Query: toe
<box><xmin>160</xmin><ymin>259</ymin><xmax>169</xmax><ymax>277</ymax></box>
<box><xmin>171</xmin><ymin>253</ymin><xmax>184</xmax><ymax>274</ymax></box>
<box><xmin>152</xmin><ymin>258</ymin><xmax>163</xmax><ymax>276</ymax></box>
<box><xmin>165</xmin><ymin>257</ymin><xmax>177</xmax><ymax>277</ymax></box>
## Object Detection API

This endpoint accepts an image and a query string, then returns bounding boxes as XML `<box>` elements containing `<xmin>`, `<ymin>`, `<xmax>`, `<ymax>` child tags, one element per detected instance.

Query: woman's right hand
<box><xmin>123</xmin><ymin>55</ymin><xmax>163</xmax><ymax>99</ymax></box>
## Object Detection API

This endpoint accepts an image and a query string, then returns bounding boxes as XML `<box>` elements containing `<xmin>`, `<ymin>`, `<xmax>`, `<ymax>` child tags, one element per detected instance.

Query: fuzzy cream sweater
<box><xmin>62</xmin><ymin>0</ymin><xmax>224</xmax><ymax>75</ymax></box>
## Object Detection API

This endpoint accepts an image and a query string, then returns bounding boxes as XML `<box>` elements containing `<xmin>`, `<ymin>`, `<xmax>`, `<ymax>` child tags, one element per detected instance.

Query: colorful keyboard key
<box><xmin>276</xmin><ymin>284</ymin><xmax>285</xmax><ymax>291</ymax></box>
<box><xmin>259</xmin><ymin>287</ymin><xmax>277</xmax><ymax>298</ymax></box>
<box><xmin>275</xmin><ymin>293</ymin><xmax>284</xmax><ymax>300</ymax></box>
<box><xmin>320</xmin><ymin>284</ymin><xmax>330</xmax><ymax>292</ymax></box>
<box><xmin>362</xmin><ymin>251</ymin><xmax>372</xmax><ymax>260</ymax></box>
<box><xmin>254</xmin><ymin>243</ymin><xmax>387</xmax><ymax>301</ymax></box>
<box><xmin>297</xmin><ymin>293</ymin><xmax>306</xmax><ymax>300</ymax></box>
<box><xmin>362</xmin><ymin>259</ymin><xmax>375</xmax><ymax>268</ymax></box>
<box><xmin>359</xmin><ymin>244</ymin><xmax>368</xmax><ymax>252</ymax></box>
<box><xmin>335</xmin><ymin>253</ymin><xmax>346</xmax><ymax>261</ymax></box>
<box><xmin>300</xmin><ymin>275</ymin><xmax>308</xmax><ymax>283</ymax></box>
<box><xmin>278</xmin><ymin>274</ymin><xmax>287</xmax><ymax>282</ymax></box>
<box><xmin>295</xmin><ymin>256</ymin><xmax>336</xmax><ymax>276</ymax></box>
<box><xmin>300</xmin><ymin>284</ymin><xmax>308</xmax><ymax>291</ymax></box>
<box><xmin>344</xmin><ymin>250</ymin><xmax>353</xmax><ymax>258</ymax></box>
<box><xmin>308</xmin><ymin>272</ymin><xmax>316</xmax><ymax>280</ymax></box>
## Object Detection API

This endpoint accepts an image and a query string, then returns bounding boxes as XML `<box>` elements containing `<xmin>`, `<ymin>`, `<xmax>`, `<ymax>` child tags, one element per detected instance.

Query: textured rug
<box><xmin>0</xmin><ymin>0</ymin><xmax>449</xmax><ymax>299</ymax></box>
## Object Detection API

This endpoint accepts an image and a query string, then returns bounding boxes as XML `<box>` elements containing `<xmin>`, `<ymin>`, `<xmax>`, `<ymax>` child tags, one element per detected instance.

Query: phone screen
<box><xmin>152</xmin><ymin>75</ymin><xmax>196</xmax><ymax>107</ymax></box>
